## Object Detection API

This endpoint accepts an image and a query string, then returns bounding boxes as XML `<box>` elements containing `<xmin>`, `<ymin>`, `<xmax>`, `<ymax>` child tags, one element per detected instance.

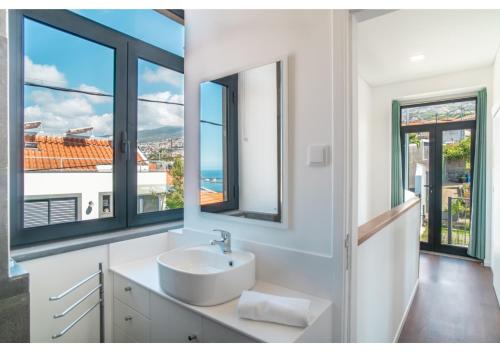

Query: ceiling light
<box><xmin>410</xmin><ymin>54</ymin><xmax>425</xmax><ymax>62</ymax></box>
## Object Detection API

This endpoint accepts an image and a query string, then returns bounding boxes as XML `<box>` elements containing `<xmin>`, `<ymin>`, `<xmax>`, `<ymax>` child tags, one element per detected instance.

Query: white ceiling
<box><xmin>358</xmin><ymin>10</ymin><xmax>500</xmax><ymax>86</ymax></box>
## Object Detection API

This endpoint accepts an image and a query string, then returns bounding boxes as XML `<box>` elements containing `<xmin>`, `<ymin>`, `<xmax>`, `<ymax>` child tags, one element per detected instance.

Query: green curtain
<box><xmin>468</xmin><ymin>88</ymin><xmax>487</xmax><ymax>260</ymax></box>
<box><xmin>391</xmin><ymin>100</ymin><xmax>404</xmax><ymax>208</ymax></box>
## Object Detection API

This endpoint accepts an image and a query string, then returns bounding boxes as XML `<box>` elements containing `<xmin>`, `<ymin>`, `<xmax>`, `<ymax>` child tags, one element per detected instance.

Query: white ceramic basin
<box><xmin>157</xmin><ymin>245</ymin><xmax>255</xmax><ymax>306</ymax></box>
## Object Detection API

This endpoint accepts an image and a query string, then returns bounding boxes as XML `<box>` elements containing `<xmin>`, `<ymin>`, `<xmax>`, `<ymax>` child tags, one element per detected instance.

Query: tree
<box><xmin>443</xmin><ymin>136</ymin><xmax>471</xmax><ymax>163</ymax></box>
<box><xmin>408</xmin><ymin>133</ymin><xmax>421</xmax><ymax>147</ymax></box>
<box><xmin>165</xmin><ymin>156</ymin><xmax>184</xmax><ymax>209</ymax></box>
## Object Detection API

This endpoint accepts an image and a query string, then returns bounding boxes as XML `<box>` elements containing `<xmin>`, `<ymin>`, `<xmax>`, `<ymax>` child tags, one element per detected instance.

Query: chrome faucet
<box><xmin>210</xmin><ymin>229</ymin><xmax>232</xmax><ymax>253</ymax></box>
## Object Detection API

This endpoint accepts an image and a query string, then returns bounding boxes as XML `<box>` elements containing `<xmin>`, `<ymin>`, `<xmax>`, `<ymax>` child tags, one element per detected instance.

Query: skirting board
<box><xmin>393</xmin><ymin>280</ymin><xmax>419</xmax><ymax>343</ymax></box>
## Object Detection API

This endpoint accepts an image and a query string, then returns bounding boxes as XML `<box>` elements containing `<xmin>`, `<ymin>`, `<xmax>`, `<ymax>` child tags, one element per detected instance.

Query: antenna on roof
<box><xmin>65</xmin><ymin>126</ymin><xmax>94</xmax><ymax>137</ymax></box>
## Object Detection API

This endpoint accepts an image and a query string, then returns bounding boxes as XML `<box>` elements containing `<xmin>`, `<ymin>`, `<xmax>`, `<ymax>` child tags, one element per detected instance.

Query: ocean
<box><xmin>200</xmin><ymin>169</ymin><xmax>223</xmax><ymax>193</ymax></box>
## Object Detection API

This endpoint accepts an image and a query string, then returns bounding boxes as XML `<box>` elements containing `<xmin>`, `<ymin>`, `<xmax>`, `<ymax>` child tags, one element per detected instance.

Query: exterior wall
<box><xmin>24</xmin><ymin>172</ymin><xmax>166</xmax><ymax>221</ymax></box>
<box><xmin>358</xmin><ymin>66</ymin><xmax>494</xmax><ymax>263</ymax></box>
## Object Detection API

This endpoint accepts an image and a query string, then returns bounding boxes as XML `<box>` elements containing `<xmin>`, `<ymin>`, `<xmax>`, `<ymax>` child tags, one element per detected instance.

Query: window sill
<box><xmin>11</xmin><ymin>221</ymin><xmax>183</xmax><ymax>262</ymax></box>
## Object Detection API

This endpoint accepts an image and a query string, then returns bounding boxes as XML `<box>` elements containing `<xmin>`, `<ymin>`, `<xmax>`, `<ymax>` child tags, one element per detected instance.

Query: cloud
<box><xmin>23</xmin><ymin>57</ymin><xmax>183</xmax><ymax>138</ymax></box>
<box><xmin>25</xmin><ymin>88</ymin><xmax>113</xmax><ymax>136</ymax></box>
<box><xmin>141</xmin><ymin>66</ymin><xmax>183</xmax><ymax>88</ymax></box>
<box><xmin>24</xmin><ymin>56</ymin><xmax>67</xmax><ymax>87</ymax></box>
<box><xmin>138</xmin><ymin>91</ymin><xmax>184</xmax><ymax>131</ymax></box>
<box><xmin>78</xmin><ymin>84</ymin><xmax>112</xmax><ymax>104</ymax></box>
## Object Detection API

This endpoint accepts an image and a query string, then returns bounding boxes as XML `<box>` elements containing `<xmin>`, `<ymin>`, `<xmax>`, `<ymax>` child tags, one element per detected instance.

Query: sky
<box><xmin>23</xmin><ymin>10</ymin><xmax>184</xmax><ymax>137</ymax></box>
<box><xmin>23</xmin><ymin>10</ymin><xmax>223</xmax><ymax>174</ymax></box>
<box><xmin>200</xmin><ymin>81</ymin><xmax>225</xmax><ymax>171</ymax></box>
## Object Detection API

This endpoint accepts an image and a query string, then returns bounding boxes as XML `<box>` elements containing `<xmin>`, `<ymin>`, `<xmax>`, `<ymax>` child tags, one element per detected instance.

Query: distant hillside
<box><xmin>138</xmin><ymin>126</ymin><xmax>184</xmax><ymax>143</ymax></box>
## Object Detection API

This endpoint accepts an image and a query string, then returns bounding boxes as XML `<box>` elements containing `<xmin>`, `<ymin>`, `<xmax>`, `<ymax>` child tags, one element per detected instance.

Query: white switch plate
<box><xmin>307</xmin><ymin>145</ymin><xmax>328</xmax><ymax>166</ymax></box>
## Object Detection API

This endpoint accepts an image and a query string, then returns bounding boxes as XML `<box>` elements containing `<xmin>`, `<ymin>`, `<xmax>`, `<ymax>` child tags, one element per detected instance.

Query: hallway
<box><xmin>399</xmin><ymin>252</ymin><xmax>500</xmax><ymax>342</ymax></box>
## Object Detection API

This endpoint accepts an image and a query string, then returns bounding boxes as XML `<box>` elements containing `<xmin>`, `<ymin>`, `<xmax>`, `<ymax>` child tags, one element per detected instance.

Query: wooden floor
<box><xmin>399</xmin><ymin>252</ymin><xmax>500</xmax><ymax>343</ymax></box>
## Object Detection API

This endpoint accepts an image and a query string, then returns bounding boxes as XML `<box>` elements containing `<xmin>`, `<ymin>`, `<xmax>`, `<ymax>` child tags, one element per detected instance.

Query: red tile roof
<box><xmin>200</xmin><ymin>190</ymin><xmax>224</xmax><ymax>205</ymax></box>
<box><xmin>24</xmin><ymin>134</ymin><xmax>146</xmax><ymax>171</ymax></box>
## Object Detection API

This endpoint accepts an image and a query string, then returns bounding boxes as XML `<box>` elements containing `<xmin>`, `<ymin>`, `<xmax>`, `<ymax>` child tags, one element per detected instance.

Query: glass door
<box><xmin>402</xmin><ymin>130</ymin><xmax>433</xmax><ymax>247</ymax></box>
<box><xmin>401</xmin><ymin>99</ymin><xmax>476</xmax><ymax>256</ymax></box>
<box><xmin>436</xmin><ymin>126</ymin><xmax>474</xmax><ymax>255</ymax></box>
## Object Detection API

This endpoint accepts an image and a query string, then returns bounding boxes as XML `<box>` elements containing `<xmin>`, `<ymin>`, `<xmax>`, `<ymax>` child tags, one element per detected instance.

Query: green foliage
<box><xmin>443</xmin><ymin>136</ymin><xmax>471</xmax><ymax>163</ymax></box>
<box><xmin>165</xmin><ymin>157</ymin><xmax>184</xmax><ymax>209</ymax></box>
<box><xmin>408</xmin><ymin>133</ymin><xmax>421</xmax><ymax>147</ymax></box>
<box><xmin>450</xmin><ymin>198</ymin><xmax>466</xmax><ymax>217</ymax></box>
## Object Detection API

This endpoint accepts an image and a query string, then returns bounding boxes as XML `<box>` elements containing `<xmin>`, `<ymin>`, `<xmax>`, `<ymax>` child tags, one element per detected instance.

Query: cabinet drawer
<box><xmin>114</xmin><ymin>298</ymin><xmax>150</xmax><ymax>342</ymax></box>
<box><xmin>113</xmin><ymin>325</ymin><xmax>137</xmax><ymax>343</ymax></box>
<box><xmin>150</xmin><ymin>293</ymin><xmax>202</xmax><ymax>343</ymax></box>
<box><xmin>113</xmin><ymin>274</ymin><xmax>150</xmax><ymax>317</ymax></box>
<box><xmin>201</xmin><ymin>318</ymin><xmax>257</xmax><ymax>343</ymax></box>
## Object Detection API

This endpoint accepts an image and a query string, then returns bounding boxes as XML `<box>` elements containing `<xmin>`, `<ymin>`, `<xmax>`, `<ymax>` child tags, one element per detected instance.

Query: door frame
<box><xmin>400</xmin><ymin>98</ymin><xmax>477</xmax><ymax>256</ymax></box>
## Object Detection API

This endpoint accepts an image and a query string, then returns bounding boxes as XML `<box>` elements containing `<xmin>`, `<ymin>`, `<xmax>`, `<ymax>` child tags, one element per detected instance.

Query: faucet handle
<box><xmin>213</xmin><ymin>229</ymin><xmax>230</xmax><ymax>240</ymax></box>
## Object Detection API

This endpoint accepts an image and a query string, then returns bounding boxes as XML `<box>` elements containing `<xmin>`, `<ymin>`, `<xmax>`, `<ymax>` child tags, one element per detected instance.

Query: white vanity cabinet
<box><xmin>112</xmin><ymin>274</ymin><xmax>257</xmax><ymax>343</ymax></box>
<box><xmin>110</xmin><ymin>256</ymin><xmax>332</xmax><ymax>343</ymax></box>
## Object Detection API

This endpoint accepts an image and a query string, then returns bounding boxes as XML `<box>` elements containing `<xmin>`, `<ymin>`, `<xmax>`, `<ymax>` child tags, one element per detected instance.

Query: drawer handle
<box><xmin>124</xmin><ymin>315</ymin><xmax>133</xmax><ymax>322</ymax></box>
<box><xmin>188</xmin><ymin>334</ymin><xmax>198</xmax><ymax>342</ymax></box>
<box><xmin>124</xmin><ymin>286</ymin><xmax>132</xmax><ymax>292</ymax></box>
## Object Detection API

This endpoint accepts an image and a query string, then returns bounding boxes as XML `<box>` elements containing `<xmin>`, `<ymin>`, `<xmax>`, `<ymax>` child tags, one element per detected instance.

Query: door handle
<box><xmin>120</xmin><ymin>131</ymin><xmax>130</xmax><ymax>161</ymax></box>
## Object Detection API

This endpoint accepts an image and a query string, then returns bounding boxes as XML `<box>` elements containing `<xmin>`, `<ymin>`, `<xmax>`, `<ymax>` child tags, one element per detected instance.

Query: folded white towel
<box><xmin>237</xmin><ymin>290</ymin><xmax>312</xmax><ymax>327</ymax></box>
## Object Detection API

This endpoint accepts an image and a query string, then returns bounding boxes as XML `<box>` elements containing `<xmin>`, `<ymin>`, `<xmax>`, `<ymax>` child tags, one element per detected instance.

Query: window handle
<box><xmin>120</xmin><ymin>131</ymin><xmax>130</xmax><ymax>161</ymax></box>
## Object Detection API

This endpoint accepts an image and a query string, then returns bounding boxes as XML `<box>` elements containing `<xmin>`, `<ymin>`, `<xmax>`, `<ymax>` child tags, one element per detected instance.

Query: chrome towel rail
<box><xmin>51</xmin><ymin>300</ymin><xmax>101</xmax><ymax>340</ymax></box>
<box><xmin>51</xmin><ymin>263</ymin><xmax>104</xmax><ymax>342</ymax></box>
<box><xmin>49</xmin><ymin>269</ymin><xmax>101</xmax><ymax>301</ymax></box>
<box><xmin>53</xmin><ymin>284</ymin><xmax>102</xmax><ymax>319</ymax></box>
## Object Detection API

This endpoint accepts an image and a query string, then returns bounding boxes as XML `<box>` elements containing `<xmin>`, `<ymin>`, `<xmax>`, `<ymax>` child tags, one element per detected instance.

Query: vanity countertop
<box><xmin>109</xmin><ymin>255</ymin><xmax>332</xmax><ymax>343</ymax></box>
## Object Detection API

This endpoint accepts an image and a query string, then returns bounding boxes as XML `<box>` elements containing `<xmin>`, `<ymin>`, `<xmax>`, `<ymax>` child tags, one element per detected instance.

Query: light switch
<box><xmin>307</xmin><ymin>145</ymin><xmax>328</xmax><ymax>166</ymax></box>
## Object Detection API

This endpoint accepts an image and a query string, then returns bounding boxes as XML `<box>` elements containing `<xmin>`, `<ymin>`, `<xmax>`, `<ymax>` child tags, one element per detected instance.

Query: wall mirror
<box><xmin>199</xmin><ymin>60</ymin><xmax>284</xmax><ymax>222</ymax></box>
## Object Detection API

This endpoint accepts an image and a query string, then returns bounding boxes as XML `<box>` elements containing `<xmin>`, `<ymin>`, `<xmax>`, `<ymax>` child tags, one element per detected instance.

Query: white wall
<box><xmin>25</xmin><ymin>172</ymin><xmax>167</xmax><ymax>221</ymax></box>
<box><xmin>238</xmin><ymin>62</ymin><xmax>278</xmax><ymax>214</ymax></box>
<box><xmin>491</xmin><ymin>48</ymin><xmax>500</xmax><ymax>304</ymax></box>
<box><xmin>184</xmin><ymin>10</ymin><xmax>352</xmax><ymax>342</ymax></box>
<box><xmin>185</xmin><ymin>9</ymin><xmax>336</xmax><ymax>255</ymax></box>
<box><xmin>356</xmin><ymin>201</ymin><xmax>420</xmax><ymax>342</ymax></box>
<box><xmin>358</xmin><ymin>67</ymin><xmax>494</xmax><ymax>263</ymax></box>
<box><xmin>357</xmin><ymin>77</ymin><xmax>373</xmax><ymax>225</ymax></box>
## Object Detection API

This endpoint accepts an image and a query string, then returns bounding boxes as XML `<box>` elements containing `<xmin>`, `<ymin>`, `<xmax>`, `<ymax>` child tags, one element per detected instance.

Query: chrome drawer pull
<box><xmin>124</xmin><ymin>286</ymin><xmax>132</xmax><ymax>292</ymax></box>
<box><xmin>124</xmin><ymin>315</ymin><xmax>133</xmax><ymax>321</ymax></box>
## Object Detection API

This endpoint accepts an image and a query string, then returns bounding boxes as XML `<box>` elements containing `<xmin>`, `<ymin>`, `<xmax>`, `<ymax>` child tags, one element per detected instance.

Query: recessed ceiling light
<box><xmin>410</xmin><ymin>54</ymin><xmax>425</xmax><ymax>62</ymax></box>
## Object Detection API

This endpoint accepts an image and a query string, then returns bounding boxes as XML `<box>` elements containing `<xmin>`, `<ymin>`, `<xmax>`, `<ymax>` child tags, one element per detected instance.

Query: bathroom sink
<box><xmin>157</xmin><ymin>245</ymin><xmax>255</xmax><ymax>306</ymax></box>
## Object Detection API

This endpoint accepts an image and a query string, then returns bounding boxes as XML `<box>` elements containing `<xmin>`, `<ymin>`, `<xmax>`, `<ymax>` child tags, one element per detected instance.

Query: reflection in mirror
<box><xmin>200</xmin><ymin>61</ymin><xmax>283</xmax><ymax>222</ymax></box>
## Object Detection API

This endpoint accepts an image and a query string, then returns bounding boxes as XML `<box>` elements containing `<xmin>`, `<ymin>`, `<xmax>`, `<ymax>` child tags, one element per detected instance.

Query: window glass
<box><xmin>23</xmin><ymin>18</ymin><xmax>115</xmax><ymax>228</ymax></box>
<box><xmin>137</xmin><ymin>58</ymin><xmax>184</xmax><ymax>213</ymax></box>
<box><xmin>200</xmin><ymin>82</ymin><xmax>227</xmax><ymax>205</ymax></box>
<box><xmin>72</xmin><ymin>10</ymin><xmax>184</xmax><ymax>57</ymax></box>
<box><xmin>401</xmin><ymin>100</ymin><xmax>476</xmax><ymax>126</ymax></box>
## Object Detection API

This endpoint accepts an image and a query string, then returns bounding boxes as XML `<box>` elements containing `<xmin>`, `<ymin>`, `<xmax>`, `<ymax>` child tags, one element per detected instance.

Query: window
<box><xmin>401</xmin><ymin>99</ymin><xmax>476</xmax><ymax>126</ymax></box>
<box><xmin>10</xmin><ymin>10</ymin><xmax>184</xmax><ymax>246</ymax></box>
<box><xmin>99</xmin><ymin>192</ymin><xmax>113</xmax><ymax>218</ymax></box>
<box><xmin>199</xmin><ymin>75</ymin><xmax>239</xmax><ymax>213</ymax></box>
<box><xmin>200</xmin><ymin>81</ymin><xmax>228</xmax><ymax>206</ymax></box>
<box><xmin>24</xmin><ymin>196</ymin><xmax>79</xmax><ymax>228</ymax></box>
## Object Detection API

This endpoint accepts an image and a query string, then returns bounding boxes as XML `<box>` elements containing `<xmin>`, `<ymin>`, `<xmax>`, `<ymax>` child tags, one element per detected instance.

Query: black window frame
<box><xmin>9</xmin><ymin>9</ymin><xmax>184</xmax><ymax>247</ymax></box>
<box><xmin>200</xmin><ymin>74</ymin><xmax>239</xmax><ymax>214</ymax></box>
